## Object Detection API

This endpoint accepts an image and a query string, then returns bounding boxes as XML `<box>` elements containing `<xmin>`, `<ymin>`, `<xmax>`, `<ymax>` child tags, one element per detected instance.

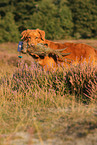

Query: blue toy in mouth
<box><xmin>18</xmin><ymin>41</ymin><xmax>23</xmax><ymax>52</ymax></box>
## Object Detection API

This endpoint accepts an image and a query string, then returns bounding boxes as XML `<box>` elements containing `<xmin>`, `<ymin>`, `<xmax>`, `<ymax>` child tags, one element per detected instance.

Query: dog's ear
<box><xmin>21</xmin><ymin>29</ymin><xmax>31</xmax><ymax>40</ymax></box>
<box><xmin>36</xmin><ymin>29</ymin><xmax>45</xmax><ymax>41</ymax></box>
<box><xmin>21</xmin><ymin>30</ymin><xmax>27</xmax><ymax>39</ymax></box>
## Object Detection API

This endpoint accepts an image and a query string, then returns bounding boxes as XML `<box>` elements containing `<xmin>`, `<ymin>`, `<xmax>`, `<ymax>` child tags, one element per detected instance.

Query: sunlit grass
<box><xmin>0</xmin><ymin>42</ymin><xmax>97</xmax><ymax>145</ymax></box>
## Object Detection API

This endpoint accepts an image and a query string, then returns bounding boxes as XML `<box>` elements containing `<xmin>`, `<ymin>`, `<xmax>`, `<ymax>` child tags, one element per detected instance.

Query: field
<box><xmin>0</xmin><ymin>40</ymin><xmax>97</xmax><ymax>145</ymax></box>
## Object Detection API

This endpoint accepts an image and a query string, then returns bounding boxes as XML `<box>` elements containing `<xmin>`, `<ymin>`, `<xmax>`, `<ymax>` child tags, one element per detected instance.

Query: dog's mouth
<box><xmin>28</xmin><ymin>51</ymin><xmax>45</xmax><ymax>60</ymax></box>
<box><xmin>18</xmin><ymin>41</ymin><xmax>46</xmax><ymax>60</ymax></box>
<box><xmin>29</xmin><ymin>53</ymin><xmax>39</xmax><ymax>59</ymax></box>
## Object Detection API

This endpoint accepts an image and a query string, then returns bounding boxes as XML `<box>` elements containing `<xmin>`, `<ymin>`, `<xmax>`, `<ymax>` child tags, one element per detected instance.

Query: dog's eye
<box><xmin>35</xmin><ymin>37</ymin><xmax>38</xmax><ymax>39</ymax></box>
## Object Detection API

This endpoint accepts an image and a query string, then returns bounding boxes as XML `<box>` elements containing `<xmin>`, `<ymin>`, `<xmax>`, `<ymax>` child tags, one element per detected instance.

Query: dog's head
<box><xmin>21</xmin><ymin>29</ymin><xmax>45</xmax><ymax>46</ymax></box>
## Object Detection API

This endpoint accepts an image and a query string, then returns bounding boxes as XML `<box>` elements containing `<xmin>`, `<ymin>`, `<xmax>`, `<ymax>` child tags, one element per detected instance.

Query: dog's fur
<box><xmin>21</xmin><ymin>29</ymin><xmax>97</xmax><ymax>71</ymax></box>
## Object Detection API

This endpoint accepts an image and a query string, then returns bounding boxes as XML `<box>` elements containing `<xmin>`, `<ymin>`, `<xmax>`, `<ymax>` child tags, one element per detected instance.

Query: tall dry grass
<box><xmin>0</xmin><ymin>42</ymin><xmax>97</xmax><ymax>144</ymax></box>
<box><xmin>1</xmin><ymin>61</ymin><xmax>96</xmax><ymax>102</ymax></box>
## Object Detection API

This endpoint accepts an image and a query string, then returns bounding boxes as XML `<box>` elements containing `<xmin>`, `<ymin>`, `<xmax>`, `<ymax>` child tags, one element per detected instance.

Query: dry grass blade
<box><xmin>54</xmin><ymin>47</ymin><xmax>68</xmax><ymax>51</ymax></box>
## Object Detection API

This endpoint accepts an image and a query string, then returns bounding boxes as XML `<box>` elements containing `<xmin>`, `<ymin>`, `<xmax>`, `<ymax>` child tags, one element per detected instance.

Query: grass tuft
<box><xmin>2</xmin><ymin>61</ymin><xmax>96</xmax><ymax>102</ymax></box>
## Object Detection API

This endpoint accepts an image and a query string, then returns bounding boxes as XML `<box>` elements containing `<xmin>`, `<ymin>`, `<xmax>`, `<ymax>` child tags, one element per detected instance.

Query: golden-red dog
<box><xmin>21</xmin><ymin>29</ymin><xmax>97</xmax><ymax>71</ymax></box>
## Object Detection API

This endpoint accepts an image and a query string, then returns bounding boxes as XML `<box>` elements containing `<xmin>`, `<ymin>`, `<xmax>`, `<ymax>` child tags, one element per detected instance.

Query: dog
<box><xmin>21</xmin><ymin>29</ymin><xmax>97</xmax><ymax>71</ymax></box>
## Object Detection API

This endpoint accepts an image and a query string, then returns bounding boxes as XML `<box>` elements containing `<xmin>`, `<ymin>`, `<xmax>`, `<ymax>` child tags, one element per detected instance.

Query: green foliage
<box><xmin>68</xmin><ymin>0</ymin><xmax>97</xmax><ymax>38</ymax></box>
<box><xmin>14</xmin><ymin>0</ymin><xmax>36</xmax><ymax>31</ymax></box>
<box><xmin>0</xmin><ymin>12</ymin><xmax>20</xmax><ymax>42</ymax></box>
<box><xmin>0</xmin><ymin>0</ymin><xmax>97</xmax><ymax>42</ymax></box>
<box><xmin>0</xmin><ymin>0</ymin><xmax>13</xmax><ymax>17</ymax></box>
<box><xmin>31</xmin><ymin>0</ymin><xmax>73</xmax><ymax>39</ymax></box>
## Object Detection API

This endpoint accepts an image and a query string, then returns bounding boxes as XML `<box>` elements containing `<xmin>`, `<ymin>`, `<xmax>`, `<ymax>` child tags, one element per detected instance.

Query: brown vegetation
<box><xmin>0</xmin><ymin>42</ymin><xmax>97</xmax><ymax>145</ymax></box>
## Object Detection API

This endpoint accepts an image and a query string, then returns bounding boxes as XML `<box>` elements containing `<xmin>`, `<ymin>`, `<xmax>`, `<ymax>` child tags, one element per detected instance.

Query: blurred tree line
<box><xmin>0</xmin><ymin>0</ymin><xmax>97</xmax><ymax>42</ymax></box>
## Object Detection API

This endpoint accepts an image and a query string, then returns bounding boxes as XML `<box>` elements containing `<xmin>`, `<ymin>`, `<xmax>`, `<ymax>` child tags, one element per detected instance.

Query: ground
<box><xmin>0</xmin><ymin>40</ymin><xmax>97</xmax><ymax>145</ymax></box>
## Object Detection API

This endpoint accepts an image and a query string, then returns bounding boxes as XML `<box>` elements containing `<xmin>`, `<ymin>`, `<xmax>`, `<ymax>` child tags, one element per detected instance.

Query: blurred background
<box><xmin>0</xmin><ymin>0</ymin><xmax>97</xmax><ymax>42</ymax></box>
